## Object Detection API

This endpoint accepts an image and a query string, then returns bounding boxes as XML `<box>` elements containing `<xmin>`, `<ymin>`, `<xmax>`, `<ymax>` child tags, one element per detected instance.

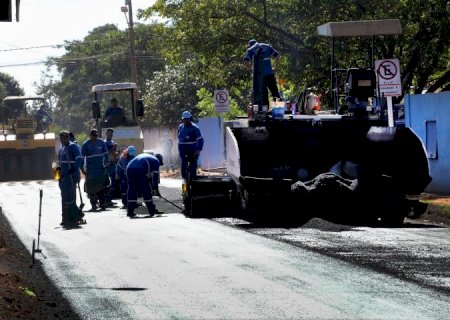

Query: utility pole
<box><xmin>125</xmin><ymin>0</ymin><xmax>137</xmax><ymax>85</ymax></box>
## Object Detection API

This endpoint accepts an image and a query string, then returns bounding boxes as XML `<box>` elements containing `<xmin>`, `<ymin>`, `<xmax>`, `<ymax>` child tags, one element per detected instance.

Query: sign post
<box><xmin>214</xmin><ymin>89</ymin><xmax>230</xmax><ymax>113</ymax></box>
<box><xmin>375</xmin><ymin>58</ymin><xmax>402</xmax><ymax>127</ymax></box>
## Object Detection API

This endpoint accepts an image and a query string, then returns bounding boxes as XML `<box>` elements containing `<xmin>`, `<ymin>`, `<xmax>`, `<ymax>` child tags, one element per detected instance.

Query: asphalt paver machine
<box><xmin>184</xmin><ymin>20</ymin><xmax>431</xmax><ymax>226</ymax></box>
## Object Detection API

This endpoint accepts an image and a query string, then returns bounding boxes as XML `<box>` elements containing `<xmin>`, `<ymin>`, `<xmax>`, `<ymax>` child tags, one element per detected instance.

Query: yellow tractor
<box><xmin>0</xmin><ymin>96</ymin><xmax>56</xmax><ymax>181</ymax></box>
<box><xmin>90</xmin><ymin>82</ymin><xmax>145</xmax><ymax>198</ymax></box>
<box><xmin>91</xmin><ymin>82</ymin><xmax>144</xmax><ymax>153</ymax></box>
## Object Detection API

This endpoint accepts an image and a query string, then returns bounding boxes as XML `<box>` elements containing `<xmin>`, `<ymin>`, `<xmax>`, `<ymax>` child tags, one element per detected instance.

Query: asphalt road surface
<box><xmin>1</xmin><ymin>179</ymin><xmax>449</xmax><ymax>319</ymax></box>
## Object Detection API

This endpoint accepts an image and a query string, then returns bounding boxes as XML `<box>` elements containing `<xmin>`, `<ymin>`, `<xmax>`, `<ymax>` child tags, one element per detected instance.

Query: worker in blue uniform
<box><xmin>177</xmin><ymin>111</ymin><xmax>204</xmax><ymax>180</ymax></box>
<box><xmin>34</xmin><ymin>104</ymin><xmax>53</xmax><ymax>133</ymax></box>
<box><xmin>126</xmin><ymin>152</ymin><xmax>164</xmax><ymax>218</ymax></box>
<box><xmin>104</xmin><ymin>128</ymin><xmax>117</xmax><ymax>207</ymax></box>
<box><xmin>57</xmin><ymin>130</ymin><xmax>84</xmax><ymax>225</ymax></box>
<box><xmin>243</xmin><ymin>39</ymin><xmax>281</xmax><ymax>106</ymax></box>
<box><xmin>102</xmin><ymin>98</ymin><xmax>127</xmax><ymax>127</ymax></box>
<box><xmin>116</xmin><ymin>145</ymin><xmax>136</xmax><ymax>209</ymax></box>
<box><xmin>81</xmin><ymin>128</ymin><xmax>109</xmax><ymax>211</ymax></box>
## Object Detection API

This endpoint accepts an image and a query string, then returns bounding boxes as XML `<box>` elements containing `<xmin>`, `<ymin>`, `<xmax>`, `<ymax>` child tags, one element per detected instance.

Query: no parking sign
<box><xmin>375</xmin><ymin>58</ymin><xmax>402</xmax><ymax>127</ymax></box>
<box><xmin>214</xmin><ymin>89</ymin><xmax>230</xmax><ymax>113</ymax></box>
<box><xmin>375</xmin><ymin>58</ymin><xmax>402</xmax><ymax>97</ymax></box>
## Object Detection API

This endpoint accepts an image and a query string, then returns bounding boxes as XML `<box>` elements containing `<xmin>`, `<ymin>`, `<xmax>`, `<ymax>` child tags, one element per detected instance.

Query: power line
<box><xmin>0</xmin><ymin>52</ymin><xmax>166</xmax><ymax>68</ymax></box>
<box><xmin>0</xmin><ymin>45</ymin><xmax>62</xmax><ymax>52</ymax></box>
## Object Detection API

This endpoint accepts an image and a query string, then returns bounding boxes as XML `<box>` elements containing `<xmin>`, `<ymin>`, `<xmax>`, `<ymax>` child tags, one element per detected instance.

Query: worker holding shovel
<box><xmin>57</xmin><ymin>131</ymin><xmax>84</xmax><ymax>226</ymax></box>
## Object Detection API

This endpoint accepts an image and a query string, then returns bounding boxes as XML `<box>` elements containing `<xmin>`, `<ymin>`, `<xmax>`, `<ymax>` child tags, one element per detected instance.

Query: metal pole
<box><xmin>126</xmin><ymin>0</ymin><xmax>137</xmax><ymax>85</ymax></box>
<box><xmin>331</xmin><ymin>37</ymin><xmax>337</xmax><ymax>111</ymax></box>
<box><xmin>37</xmin><ymin>189</ymin><xmax>43</xmax><ymax>250</ymax></box>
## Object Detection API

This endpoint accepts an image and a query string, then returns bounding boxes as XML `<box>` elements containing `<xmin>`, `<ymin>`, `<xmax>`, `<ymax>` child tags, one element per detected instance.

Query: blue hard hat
<box><xmin>182</xmin><ymin>111</ymin><xmax>192</xmax><ymax>119</ymax></box>
<box><xmin>127</xmin><ymin>145</ymin><xmax>136</xmax><ymax>156</ymax></box>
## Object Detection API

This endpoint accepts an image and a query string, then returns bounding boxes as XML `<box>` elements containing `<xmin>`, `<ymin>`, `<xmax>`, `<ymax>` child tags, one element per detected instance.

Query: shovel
<box><xmin>77</xmin><ymin>182</ymin><xmax>85</xmax><ymax>210</ymax></box>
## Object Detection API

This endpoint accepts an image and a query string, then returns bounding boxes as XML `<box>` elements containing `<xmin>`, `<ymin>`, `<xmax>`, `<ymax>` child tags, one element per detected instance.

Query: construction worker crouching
<box><xmin>57</xmin><ymin>130</ymin><xmax>84</xmax><ymax>226</ymax></box>
<box><xmin>126</xmin><ymin>151</ymin><xmax>164</xmax><ymax>218</ymax></box>
<box><xmin>116</xmin><ymin>145</ymin><xmax>136</xmax><ymax>209</ymax></box>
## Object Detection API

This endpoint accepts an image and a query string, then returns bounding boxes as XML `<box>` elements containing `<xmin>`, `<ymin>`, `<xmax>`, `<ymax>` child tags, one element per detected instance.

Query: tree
<box><xmin>144</xmin><ymin>0</ymin><xmax>450</xmax><ymax>106</ymax></box>
<box><xmin>36</xmin><ymin>23</ymin><xmax>167</xmax><ymax>134</ymax></box>
<box><xmin>141</xmin><ymin>63</ymin><xmax>201</xmax><ymax>127</ymax></box>
<box><xmin>0</xmin><ymin>72</ymin><xmax>25</xmax><ymax>121</ymax></box>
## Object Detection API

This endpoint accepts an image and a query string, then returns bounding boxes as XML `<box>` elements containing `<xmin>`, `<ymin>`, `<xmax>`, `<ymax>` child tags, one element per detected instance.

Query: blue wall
<box><xmin>405</xmin><ymin>92</ymin><xmax>450</xmax><ymax>194</ymax></box>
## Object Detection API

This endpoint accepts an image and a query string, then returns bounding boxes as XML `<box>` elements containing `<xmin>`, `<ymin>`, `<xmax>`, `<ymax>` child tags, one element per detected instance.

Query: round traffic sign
<box><xmin>377</xmin><ymin>61</ymin><xmax>397</xmax><ymax>80</ymax></box>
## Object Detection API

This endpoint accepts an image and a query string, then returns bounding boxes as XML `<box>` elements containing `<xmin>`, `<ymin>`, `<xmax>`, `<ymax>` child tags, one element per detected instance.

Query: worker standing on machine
<box><xmin>116</xmin><ymin>145</ymin><xmax>136</xmax><ymax>209</ymax></box>
<box><xmin>81</xmin><ymin>129</ymin><xmax>109</xmax><ymax>211</ymax></box>
<box><xmin>243</xmin><ymin>39</ymin><xmax>281</xmax><ymax>106</ymax></box>
<box><xmin>57</xmin><ymin>131</ymin><xmax>84</xmax><ymax>226</ymax></box>
<box><xmin>125</xmin><ymin>152</ymin><xmax>164</xmax><ymax>218</ymax></box>
<box><xmin>177</xmin><ymin>111</ymin><xmax>204</xmax><ymax>180</ymax></box>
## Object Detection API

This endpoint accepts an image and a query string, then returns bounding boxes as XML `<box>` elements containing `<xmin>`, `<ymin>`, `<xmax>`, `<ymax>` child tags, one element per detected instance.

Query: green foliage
<box><xmin>0</xmin><ymin>72</ymin><xmax>25</xmax><ymax>120</ymax></box>
<box><xmin>196</xmin><ymin>88</ymin><xmax>246</xmax><ymax>120</ymax></box>
<box><xmin>144</xmin><ymin>0</ymin><xmax>450</xmax><ymax>107</ymax></box>
<box><xmin>37</xmin><ymin>23</ymin><xmax>166</xmax><ymax>135</ymax></box>
<box><xmin>34</xmin><ymin>0</ymin><xmax>449</xmax><ymax>132</ymax></box>
<box><xmin>141</xmin><ymin>63</ymin><xmax>201</xmax><ymax>127</ymax></box>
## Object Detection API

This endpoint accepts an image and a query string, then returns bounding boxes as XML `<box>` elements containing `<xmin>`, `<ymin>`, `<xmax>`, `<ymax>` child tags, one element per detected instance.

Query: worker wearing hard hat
<box><xmin>125</xmin><ymin>152</ymin><xmax>164</xmax><ymax>217</ymax></box>
<box><xmin>243</xmin><ymin>39</ymin><xmax>281</xmax><ymax>106</ymax></box>
<box><xmin>57</xmin><ymin>130</ymin><xmax>84</xmax><ymax>226</ymax></box>
<box><xmin>116</xmin><ymin>145</ymin><xmax>136</xmax><ymax>209</ymax></box>
<box><xmin>177</xmin><ymin>111</ymin><xmax>204</xmax><ymax>180</ymax></box>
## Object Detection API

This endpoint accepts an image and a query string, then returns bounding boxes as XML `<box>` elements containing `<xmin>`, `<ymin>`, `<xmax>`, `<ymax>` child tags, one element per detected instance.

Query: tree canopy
<box><xmin>35</xmin><ymin>0</ymin><xmax>449</xmax><ymax>132</ymax></box>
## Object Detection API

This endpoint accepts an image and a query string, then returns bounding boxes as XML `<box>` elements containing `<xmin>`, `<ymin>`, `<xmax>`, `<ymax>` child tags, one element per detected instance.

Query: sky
<box><xmin>0</xmin><ymin>0</ymin><xmax>156</xmax><ymax>95</ymax></box>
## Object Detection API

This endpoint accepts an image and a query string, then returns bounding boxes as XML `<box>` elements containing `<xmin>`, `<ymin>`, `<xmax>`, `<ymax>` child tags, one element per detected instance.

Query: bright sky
<box><xmin>0</xmin><ymin>0</ymin><xmax>155</xmax><ymax>95</ymax></box>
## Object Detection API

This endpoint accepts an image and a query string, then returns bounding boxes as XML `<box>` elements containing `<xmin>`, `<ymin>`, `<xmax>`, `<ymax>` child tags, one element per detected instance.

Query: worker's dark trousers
<box><xmin>180</xmin><ymin>154</ymin><xmax>198</xmax><ymax>180</ymax></box>
<box><xmin>59</xmin><ymin>175</ymin><xmax>77</xmax><ymax>222</ymax></box>
<box><xmin>119</xmin><ymin>174</ymin><xmax>128</xmax><ymax>207</ymax></box>
<box><xmin>85</xmin><ymin>171</ymin><xmax>107</xmax><ymax>208</ymax></box>
<box><xmin>105</xmin><ymin>164</ymin><xmax>116</xmax><ymax>203</ymax></box>
<box><xmin>127</xmin><ymin>169</ymin><xmax>156</xmax><ymax>215</ymax></box>
<box><xmin>263</xmin><ymin>74</ymin><xmax>281</xmax><ymax>106</ymax></box>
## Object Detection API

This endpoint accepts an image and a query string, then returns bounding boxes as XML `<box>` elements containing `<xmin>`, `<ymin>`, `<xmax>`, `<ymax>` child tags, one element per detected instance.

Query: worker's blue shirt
<box><xmin>104</xmin><ymin>138</ymin><xmax>115</xmax><ymax>151</ymax></box>
<box><xmin>103</xmin><ymin>106</ymin><xmax>126</xmax><ymax>123</ymax></box>
<box><xmin>104</xmin><ymin>138</ymin><xmax>117</xmax><ymax>175</ymax></box>
<box><xmin>243</xmin><ymin>42</ymin><xmax>279</xmax><ymax>75</ymax></box>
<box><xmin>177</xmin><ymin>122</ymin><xmax>204</xmax><ymax>156</ymax></box>
<box><xmin>35</xmin><ymin>109</ymin><xmax>53</xmax><ymax>122</ymax></box>
<box><xmin>81</xmin><ymin>139</ymin><xmax>108</xmax><ymax>174</ymax></box>
<box><xmin>126</xmin><ymin>153</ymin><xmax>160</xmax><ymax>188</ymax></box>
<box><xmin>116</xmin><ymin>154</ymin><xmax>134</xmax><ymax>178</ymax></box>
<box><xmin>58</xmin><ymin>141</ymin><xmax>83</xmax><ymax>182</ymax></box>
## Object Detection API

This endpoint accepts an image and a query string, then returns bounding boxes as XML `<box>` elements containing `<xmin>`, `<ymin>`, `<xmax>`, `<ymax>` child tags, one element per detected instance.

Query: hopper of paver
<box><xmin>225</xmin><ymin>116</ymin><xmax>431</xmax><ymax>225</ymax></box>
